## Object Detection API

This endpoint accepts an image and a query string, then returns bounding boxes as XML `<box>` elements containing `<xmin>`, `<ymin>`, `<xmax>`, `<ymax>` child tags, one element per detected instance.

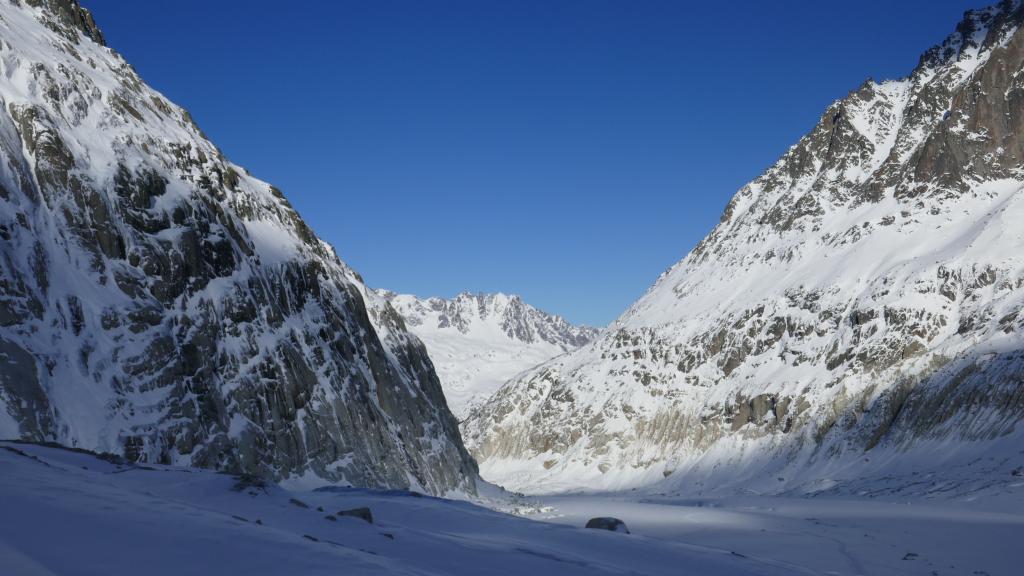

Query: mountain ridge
<box><xmin>0</xmin><ymin>0</ymin><xmax>477</xmax><ymax>494</ymax></box>
<box><xmin>463</xmin><ymin>1</ymin><xmax>1024</xmax><ymax>494</ymax></box>
<box><xmin>377</xmin><ymin>289</ymin><xmax>600</xmax><ymax>418</ymax></box>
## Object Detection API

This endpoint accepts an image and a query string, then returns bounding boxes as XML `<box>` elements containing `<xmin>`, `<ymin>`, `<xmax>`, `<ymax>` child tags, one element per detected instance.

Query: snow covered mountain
<box><xmin>464</xmin><ymin>2</ymin><xmax>1024</xmax><ymax>494</ymax></box>
<box><xmin>377</xmin><ymin>291</ymin><xmax>599</xmax><ymax>418</ymax></box>
<box><xmin>0</xmin><ymin>0</ymin><xmax>476</xmax><ymax>495</ymax></box>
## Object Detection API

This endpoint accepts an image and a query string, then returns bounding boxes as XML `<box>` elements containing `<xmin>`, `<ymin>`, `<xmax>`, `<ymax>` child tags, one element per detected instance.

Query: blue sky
<box><xmin>87</xmin><ymin>0</ymin><xmax>980</xmax><ymax>326</ymax></box>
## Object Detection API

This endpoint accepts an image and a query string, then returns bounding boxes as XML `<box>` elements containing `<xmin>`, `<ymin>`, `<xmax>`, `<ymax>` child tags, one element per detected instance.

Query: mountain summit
<box><xmin>464</xmin><ymin>1</ymin><xmax>1024</xmax><ymax>494</ymax></box>
<box><xmin>0</xmin><ymin>0</ymin><xmax>476</xmax><ymax>494</ymax></box>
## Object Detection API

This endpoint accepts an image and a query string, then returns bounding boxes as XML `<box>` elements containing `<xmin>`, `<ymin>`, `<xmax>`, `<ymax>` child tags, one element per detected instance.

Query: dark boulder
<box><xmin>337</xmin><ymin>507</ymin><xmax>373</xmax><ymax>524</ymax></box>
<box><xmin>585</xmin><ymin>517</ymin><xmax>629</xmax><ymax>534</ymax></box>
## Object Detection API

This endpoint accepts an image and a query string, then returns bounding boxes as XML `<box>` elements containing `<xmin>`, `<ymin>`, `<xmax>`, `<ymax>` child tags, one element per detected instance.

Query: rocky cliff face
<box><xmin>0</xmin><ymin>0</ymin><xmax>477</xmax><ymax>494</ymax></box>
<box><xmin>463</xmin><ymin>2</ymin><xmax>1024</xmax><ymax>494</ymax></box>
<box><xmin>378</xmin><ymin>291</ymin><xmax>599</xmax><ymax>418</ymax></box>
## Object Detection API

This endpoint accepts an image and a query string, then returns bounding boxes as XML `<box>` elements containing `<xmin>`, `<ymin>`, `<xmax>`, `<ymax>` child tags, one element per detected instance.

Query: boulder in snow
<box><xmin>337</xmin><ymin>507</ymin><xmax>374</xmax><ymax>524</ymax></box>
<box><xmin>585</xmin><ymin>517</ymin><xmax>629</xmax><ymax>533</ymax></box>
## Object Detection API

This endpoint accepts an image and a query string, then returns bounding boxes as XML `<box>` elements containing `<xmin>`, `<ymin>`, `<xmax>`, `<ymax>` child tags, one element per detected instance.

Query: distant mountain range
<box><xmin>377</xmin><ymin>291</ymin><xmax>599</xmax><ymax>418</ymax></box>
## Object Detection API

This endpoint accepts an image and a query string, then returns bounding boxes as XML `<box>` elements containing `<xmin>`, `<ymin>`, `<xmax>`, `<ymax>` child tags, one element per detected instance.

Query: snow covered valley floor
<box><xmin>2</xmin><ymin>440</ymin><xmax>1020</xmax><ymax>576</ymax></box>
<box><xmin>0</xmin><ymin>441</ymin><xmax>800</xmax><ymax>576</ymax></box>
<box><xmin>528</xmin><ymin>492</ymin><xmax>1023</xmax><ymax>576</ymax></box>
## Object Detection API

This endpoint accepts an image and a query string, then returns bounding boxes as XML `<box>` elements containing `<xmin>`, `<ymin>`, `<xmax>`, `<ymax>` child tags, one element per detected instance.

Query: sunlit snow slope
<box><xmin>378</xmin><ymin>291</ymin><xmax>599</xmax><ymax>418</ymax></box>
<box><xmin>0</xmin><ymin>0</ymin><xmax>476</xmax><ymax>495</ymax></box>
<box><xmin>465</xmin><ymin>2</ymin><xmax>1024</xmax><ymax>494</ymax></box>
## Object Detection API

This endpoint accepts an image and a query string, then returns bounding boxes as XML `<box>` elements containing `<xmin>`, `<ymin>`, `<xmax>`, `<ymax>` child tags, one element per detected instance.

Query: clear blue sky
<box><xmin>87</xmin><ymin>0</ymin><xmax>980</xmax><ymax>326</ymax></box>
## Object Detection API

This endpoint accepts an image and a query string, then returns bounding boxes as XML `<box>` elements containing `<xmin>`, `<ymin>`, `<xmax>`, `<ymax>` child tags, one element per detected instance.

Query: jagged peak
<box><xmin>381</xmin><ymin>289</ymin><xmax>600</xmax><ymax>346</ymax></box>
<box><xmin>22</xmin><ymin>0</ymin><xmax>105</xmax><ymax>46</ymax></box>
<box><xmin>698</xmin><ymin>0</ymin><xmax>1024</xmax><ymax>257</ymax></box>
<box><xmin>914</xmin><ymin>0</ymin><xmax>1023</xmax><ymax>75</ymax></box>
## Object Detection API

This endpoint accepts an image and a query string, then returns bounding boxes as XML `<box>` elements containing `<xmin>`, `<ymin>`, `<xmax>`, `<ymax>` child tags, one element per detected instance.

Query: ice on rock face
<box><xmin>463</xmin><ymin>2</ymin><xmax>1024</xmax><ymax>495</ymax></box>
<box><xmin>0</xmin><ymin>0</ymin><xmax>476</xmax><ymax>495</ymax></box>
<box><xmin>376</xmin><ymin>290</ymin><xmax>600</xmax><ymax>419</ymax></box>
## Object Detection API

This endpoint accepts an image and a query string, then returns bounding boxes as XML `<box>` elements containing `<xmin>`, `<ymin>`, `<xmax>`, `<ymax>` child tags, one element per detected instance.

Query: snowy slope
<box><xmin>0</xmin><ymin>441</ymin><xmax>806</xmax><ymax>576</ymax></box>
<box><xmin>464</xmin><ymin>2</ymin><xmax>1024</xmax><ymax>494</ymax></box>
<box><xmin>0</xmin><ymin>0</ymin><xmax>476</xmax><ymax>494</ymax></box>
<box><xmin>378</xmin><ymin>291</ymin><xmax>599</xmax><ymax>418</ymax></box>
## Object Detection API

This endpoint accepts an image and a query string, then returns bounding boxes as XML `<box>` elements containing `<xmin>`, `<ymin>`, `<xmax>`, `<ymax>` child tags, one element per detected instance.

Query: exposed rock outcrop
<box><xmin>0</xmin><ymin>0</ymin><xmax>476</xmax><ymax>495</ymax></box>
